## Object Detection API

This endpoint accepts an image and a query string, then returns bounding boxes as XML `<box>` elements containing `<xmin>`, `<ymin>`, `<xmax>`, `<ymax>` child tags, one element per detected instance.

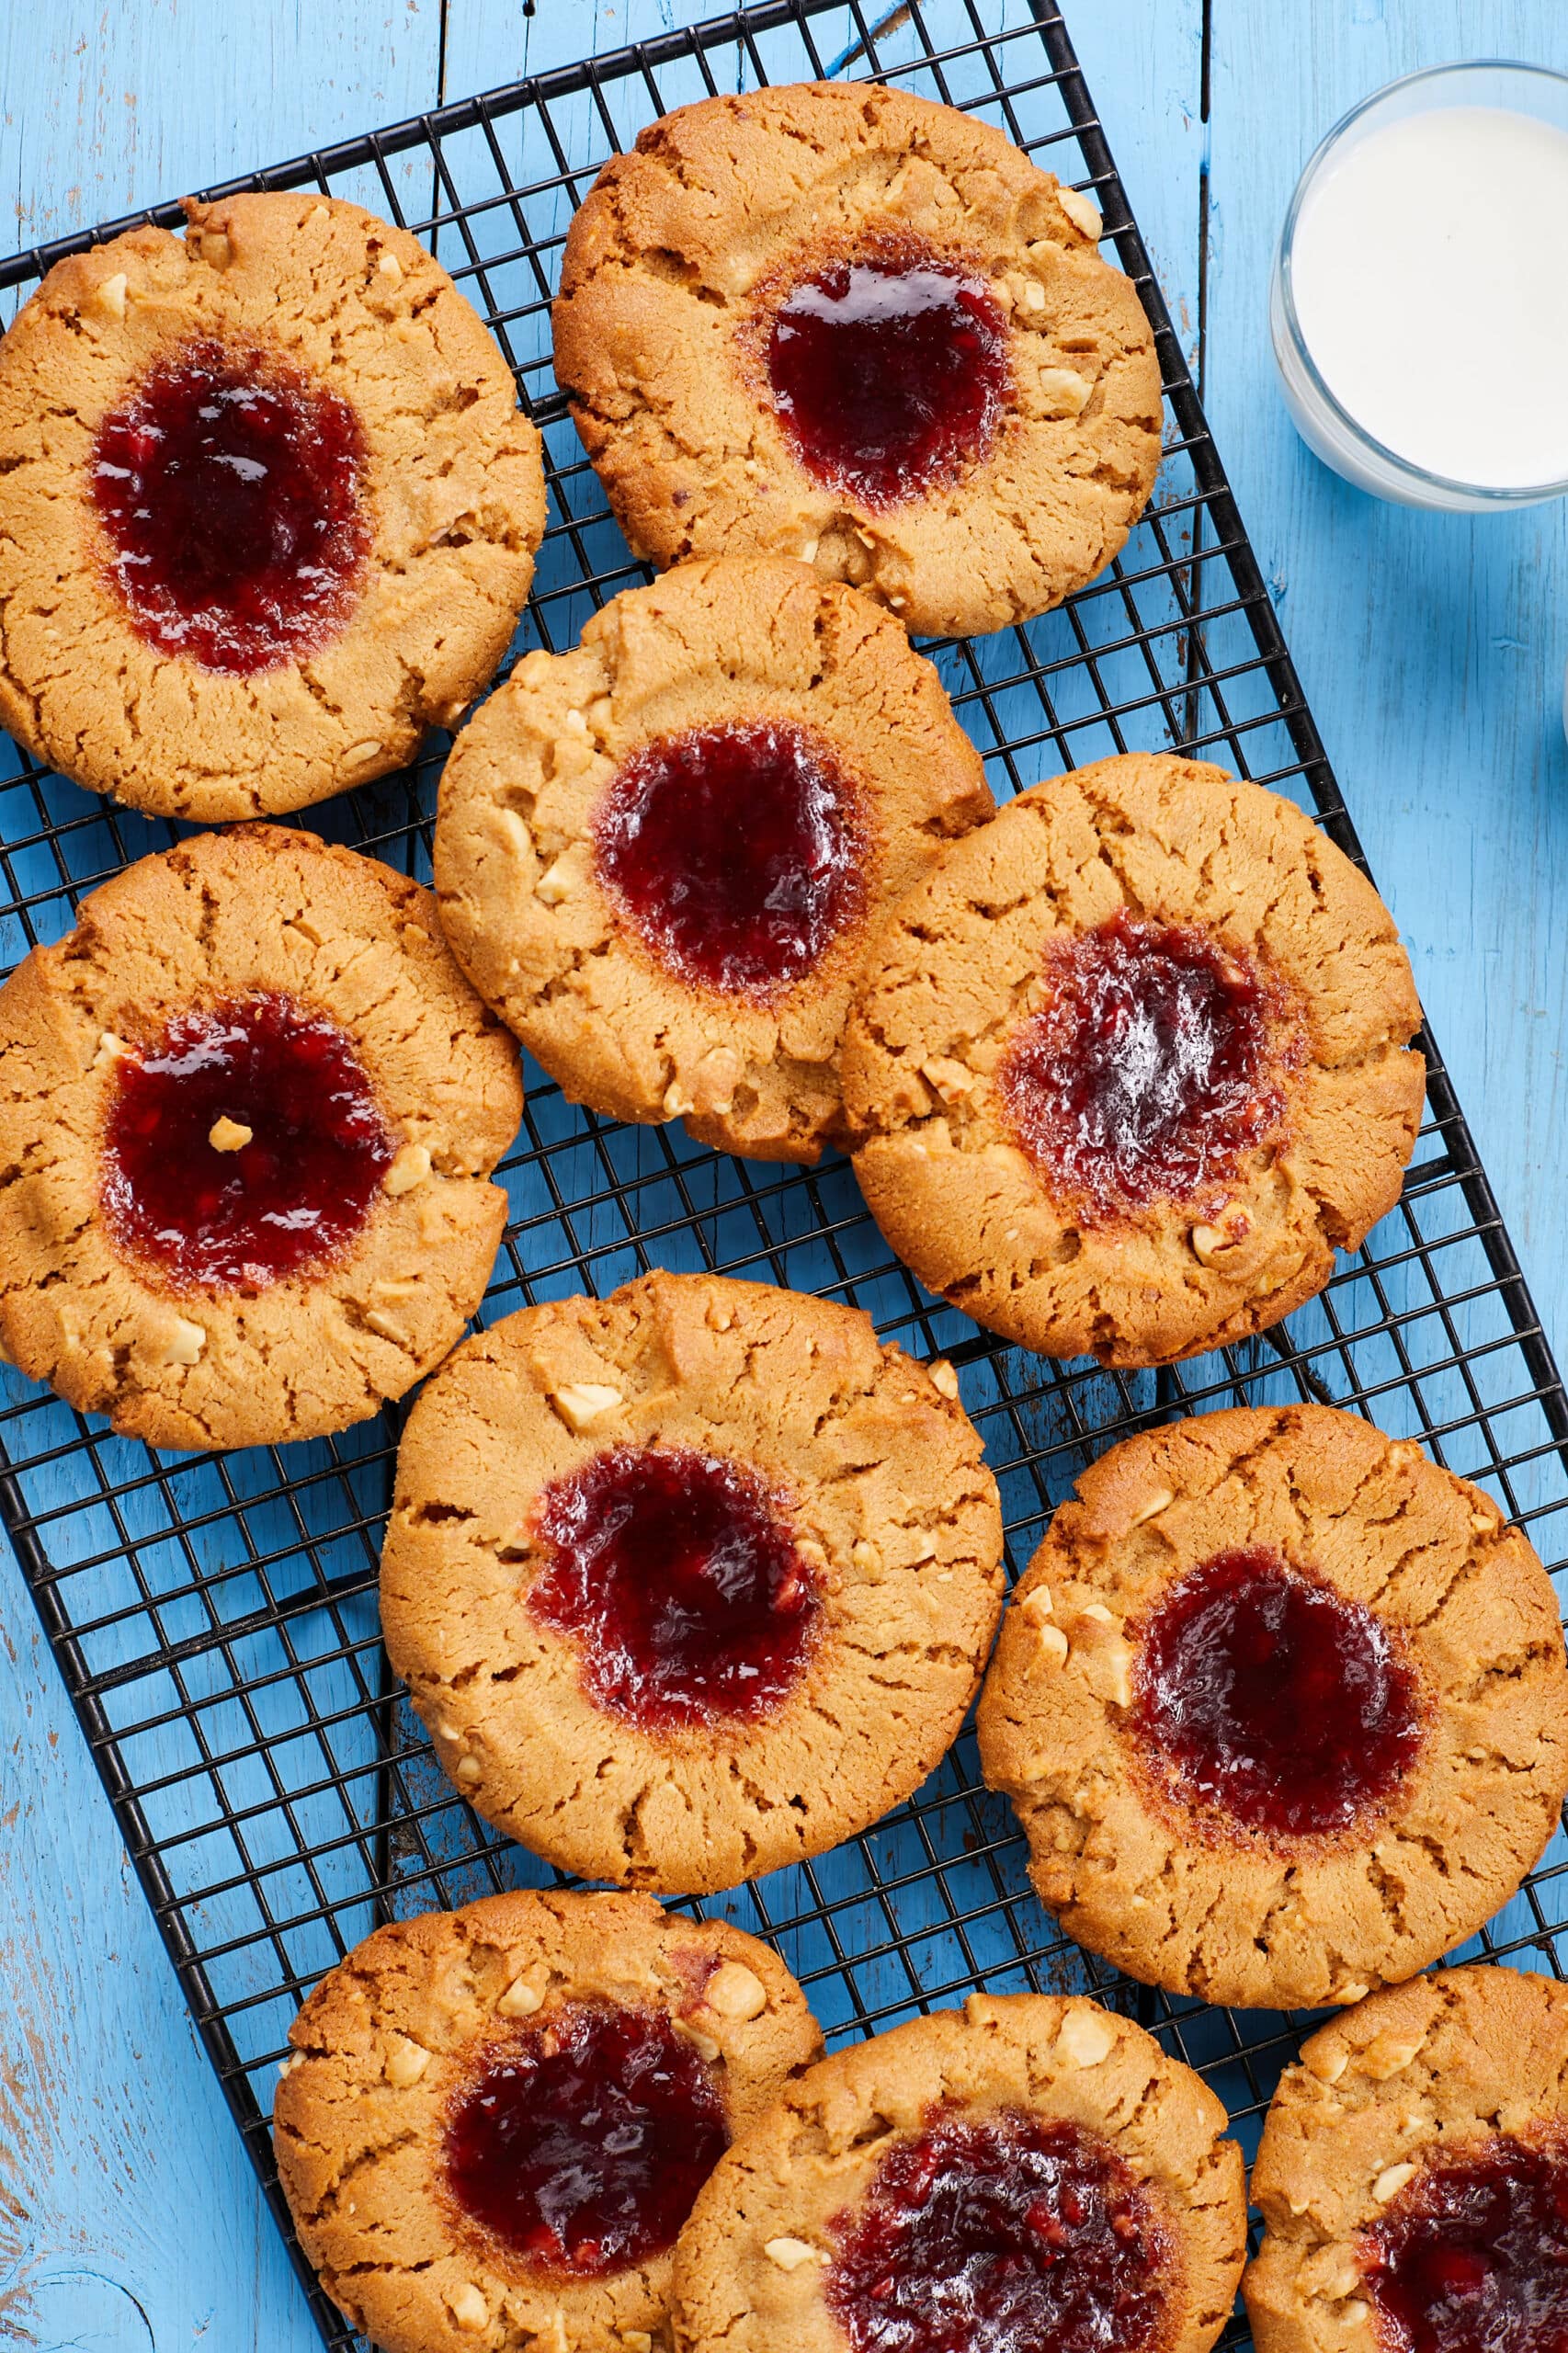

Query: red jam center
<box><xmin>91</xmin><ymin>336</ymin><xmax>369</xmax><ymax>673</ymax></box>
<box><xmin>592</xmin><ymin>720</ymin><xmax>868</xmax><ymax>1001</ymax></box>
<box><xmin>1361</xmin><ymin>2134</ymin><xmax>1568</xmax><ymax>2353</ymax></box>
<box><xmin>997</xmin><ymin>912</ymin><xmax>1296</xmax><ymax>1223</ymax></box>
<box><xmin>825</xmin><ymin>2109</ymin><xmax>1170</xmax><ymax>2353</ymax></box>
<box><xmin>102</xmin><ymin>993</ymin><xmax>392</xmax><ymax>1290</ymax></box>
<box><xmin>443</xmin><ymin>2002</ymin><xmax>729</xmax><ymax>2277</ymax></box>
<box><xmin>1132</xmin><ymin>1548</ymin><xmax>1422</xmax><ymax>1840</ymax></box>
<box><xmin>528</xmin><ymin>1443</ymin><xmax>821</xmax><ymax>1729</ymax></box>
<box><xmin>764</xmin><ymin>233</ymin><xmax>1010</xmax><ymax>507</ymax></box>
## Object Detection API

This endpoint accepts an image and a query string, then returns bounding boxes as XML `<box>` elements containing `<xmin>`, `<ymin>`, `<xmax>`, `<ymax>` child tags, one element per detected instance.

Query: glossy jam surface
<box><xmin>443</xmin><ymin>2002</ymin><xmax>728</xmax><ymax>2277</ymax></box>
<box><xmin>1361</xmin><ymin>2134</ymin><xmax>1568</xmax><ymax>2353</ymax></box>
<box><xmin>825</xmin><ymin>2109</ymin><xmax>1170</xmax><ymax>2353</ymax></box>
<box><xmin>1132</xmin><ymin>1548</ymin><xmax>1422</xmax><ymax>1840</ymax></box>
<box><xmin>102</xmin><ymin>994</ymin><xmax>392</xmax><ymax>1289</ymax></box>
<box><xmin>764</xmin><ymin>233</ymin><xmax>1010</xmax><ymax>507</ymax></box>
<box><xmin>593</xmin><ymin>720</ymin><xmax>868</xmax><ymax>1001</ymax></box>
<box><xmin>92</xmin><ymin>336</ymin><xmax>369</xmax><ymax>673</ymax></box>
<box><xmin>528</xmin><ymin>1443</ymin><xmax>821</xmax><ymax>1729</ymax></box>
<box><xmin>998</xmin><ymin>912</ymin><xmax>1296</xmax><ymax>1223</ymax></box>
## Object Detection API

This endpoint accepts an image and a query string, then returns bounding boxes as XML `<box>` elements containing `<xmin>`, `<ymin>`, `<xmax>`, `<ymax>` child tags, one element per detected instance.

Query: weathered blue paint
<box><xmin>1</xmin><ymin>3</ymin><xmax>1564</xmax><ymax>2347</ymax></box>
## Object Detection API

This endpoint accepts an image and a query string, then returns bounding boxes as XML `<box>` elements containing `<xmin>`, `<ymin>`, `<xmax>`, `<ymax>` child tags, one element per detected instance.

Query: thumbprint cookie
<box><xmin>0</xmin><ymin>192</ymin><xmax>545</xmax><ymax>818</ymax></box>
<box><xmin>380</xmin><ymin>1269</ymin><xmax>1004</xmax><ymax>1893</ymax></box>
<box><xmin>844</xmin><ymin>750</ymin><xmax>1425</xmax><ymax>1366</ymax></box>
<box><xmin>434</xmin><ymin>555</ymin><xmax>991</xmax><ymax>1162</ymax></box>
<box><xmin>0</xmin><ymin>825</ymin><xmax>521</xmax><ymax>1449</ymax></box>
<box><xmin>978</xmin><ymin>1405</ymin><xmax>1568</xmax><ymax>2009</ymax></box>
<box><xmin>553</xmin><ymin>81</ymin><xmax>1162</xmax><ymax>640</ymax></box>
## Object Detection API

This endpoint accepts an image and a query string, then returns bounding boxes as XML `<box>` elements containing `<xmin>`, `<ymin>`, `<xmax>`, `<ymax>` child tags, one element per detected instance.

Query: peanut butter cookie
<box><xmin>553</xmin><ymin>82</ymin><xmax>1162</xmax><ymax>640</ymax></box>
<box><xmin>1246</xmin><ymin>1966</ymin><xmax>1568</xmax><ymax>2353</ymax></box>
<box><xmin>0</xmin><ymin>825</ymin><xmax>521</xmax><ymax>1450</ymax></box>
<box><xmin>671</xmin><ymin>1991</ymin><xmax>1246</xmax><ymax>2353</ymax></box>
<box><xmin>433</xmin><ymin>555</ymin><xmax>992</xmax><ymax>1162</ymax></box>
<box><xmin>978</xmin><ymin>1406</ymin><xmax>1568</xmax><ymax>2010</ymax></box>
<box><xmin>844</xmin><ymin>751</ymin><xmax>1425</xmax><ymax>1366</ymax></box>
<box><xmin>380</xmin><ymin>1269</ymin><xmax>1004</xmax><ymax>1893</ymax></box>
<box><xmin>273</xmin><ymin>1888</ymin><xmax>822</xmax><ymax>2353</ymax></box>
<box><xmin>0</xmin><ymin>192</ymin><xmax>545</xmax><ymax>819</ymax></box>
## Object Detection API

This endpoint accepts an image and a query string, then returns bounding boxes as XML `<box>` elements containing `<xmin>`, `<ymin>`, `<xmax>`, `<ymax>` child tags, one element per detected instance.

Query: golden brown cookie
<box><xmin>0</xmin><ymin>192</ymin><xmax>545</xmax><ymax>820</ymax></box>
<box><xmin>380</xmin><ymin>1269</ymin><xmax>1004</xmax><ymax>1893</ymax></box>
<box><xmin>977</xmin><ymin>1405</ymin><xmax>1568</xmax><ymax>2011</ymax></box>
<box><xmin>1246</xmin><ymin>1966</ymin><xmax>1568</xmax><ymax>2353</ymax></box>
<box><xmin>433</xmin><ymin>556</ymin><xmax>993</xmax><ymax>1163</ymax></box>
<box><xmin>0</xmin><ymin>825</ymin><xmax>521</xmax><ymax>1451</ymax></box>
<box><xmin>670</xmin><ymin>1991</ymin><xmax>1246</xmax><ymax>2353</ymax></box>
<box><xmin>553</xmin><ymin>82</ymin><xmax>1161</xmax><ymax>640</ymax></box>
<box><xmin>273</xmin><ymin>1888</ymin><xmax>823</xmax><ymax>2353</ymax></box>
<box><xmin>843</xmin><ymin>751</ymin><xmax>1425</xmax><ymax>1366</ymax></box>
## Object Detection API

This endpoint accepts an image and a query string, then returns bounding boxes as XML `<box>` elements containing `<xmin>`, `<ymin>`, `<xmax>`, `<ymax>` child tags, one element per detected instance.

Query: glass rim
<box><xmin>1277</xmin><ymin>57</ymin><xmax>1568</xmax><ymax>506</ymax></box>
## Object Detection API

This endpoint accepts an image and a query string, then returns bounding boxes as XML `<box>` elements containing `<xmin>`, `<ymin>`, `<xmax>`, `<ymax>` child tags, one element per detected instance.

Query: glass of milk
<box><xmin>1272</xmin><ymin>62</ymin><xmax>1568</xmax><ymax>510</ymax></box>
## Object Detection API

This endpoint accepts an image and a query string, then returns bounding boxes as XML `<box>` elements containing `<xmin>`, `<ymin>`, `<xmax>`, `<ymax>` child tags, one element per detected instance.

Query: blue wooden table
<box><xmin>2</xmin><ymin>2</ymin><xmax>1566</xmax><ymax>2346</ymax></box>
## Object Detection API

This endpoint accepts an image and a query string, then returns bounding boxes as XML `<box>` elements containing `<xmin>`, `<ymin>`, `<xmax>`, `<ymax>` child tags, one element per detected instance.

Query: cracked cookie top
<box><xmin>977</xmin><ymin>1406</ymin><xmax>1568</xmax><ymax>2011</ymax></box>
<box><xmin>379</xmin><ymin>1268</ymin><xmax>1005</xmax><ymax>1893</ymax></box>
<box><xmin>272</xmin><ymin>1888</ymin><xmax>822</xmax><ymax>2353</ymax></box>
<box><xmin>0</xmin><ymin>191</ymin><xmax>545</xmax><ymax>821</ymax></box>
<box><xmin>842</xmin><ymin>751</ymin><xmax>1426</xmax><ymax>1367</ymax></box>
<box><xmin>432</xmin><ymin>554</ymin><xmax>993</xmax><ymax>1164</ymax></box>
<box><xmin>1245</xmin><ymin>1966</ymin><xmax>1568</xmax><ymax>2353</ymax></box>
<box><xmin>670</xmin><ymin>1991</ymin><xmax>1247</xmax><ymax>2353</ymax></box>
<box><xmin>551</xmin><ymin>81</ymin><xmax>1163</xmax><ymax>641</ymax></box>
<box><xmin>0</xmin><ymin>824</ymin><xmax>522</xmax><ymax>1452</ymax></box>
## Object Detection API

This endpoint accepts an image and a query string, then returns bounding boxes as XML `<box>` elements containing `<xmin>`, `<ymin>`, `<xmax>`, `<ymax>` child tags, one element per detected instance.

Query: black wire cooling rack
<box><xmin>4</xmin><ymin>3</ymin><xmax>1568</xmax><ymax>2346</ymax></box>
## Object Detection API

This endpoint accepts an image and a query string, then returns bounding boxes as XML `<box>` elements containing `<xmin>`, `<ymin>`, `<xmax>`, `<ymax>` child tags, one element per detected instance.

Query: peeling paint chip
<box><xmin>551</xmin><ymin>1381</ymin><xmax>622</xmax><ymax>1432</ymax></box>
<box><xmin>765</xmin><ymin>2237</ymin><xmax>821</xmax><ymax>2271</ymax></box>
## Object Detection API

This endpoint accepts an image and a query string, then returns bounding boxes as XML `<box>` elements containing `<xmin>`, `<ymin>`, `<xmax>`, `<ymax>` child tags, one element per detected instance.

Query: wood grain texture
<box><xmin>3</xmin><ymin>3</ymin><xmax>1563</xmax><ymax>2347</ymax></box>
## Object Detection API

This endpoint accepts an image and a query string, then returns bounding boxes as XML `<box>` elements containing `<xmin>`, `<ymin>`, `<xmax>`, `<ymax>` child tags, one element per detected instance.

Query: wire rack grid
<box><xmin>3</xmin><ymin>3</ymin><xmax>1567</xmax><ymax>2347</ymax></box>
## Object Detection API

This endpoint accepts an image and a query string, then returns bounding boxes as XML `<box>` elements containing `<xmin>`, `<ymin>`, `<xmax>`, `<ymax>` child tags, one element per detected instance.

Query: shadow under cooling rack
<box><xmin>3</xmin><ymin>5</ymin><xmax>1568</xmax><ymax>2348</ymax></box>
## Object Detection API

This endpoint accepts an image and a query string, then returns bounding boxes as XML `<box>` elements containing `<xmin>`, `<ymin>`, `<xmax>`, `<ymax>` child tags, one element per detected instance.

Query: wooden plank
<box><xmin>0</xmin><ymin>14</ymin><xmax>443</xmax><ymax>2348</ymax></box>
<box><xmin>1204</xmin><ymin>0</ymin><xmax>1568</xmax><ymax>1409</ymax></box>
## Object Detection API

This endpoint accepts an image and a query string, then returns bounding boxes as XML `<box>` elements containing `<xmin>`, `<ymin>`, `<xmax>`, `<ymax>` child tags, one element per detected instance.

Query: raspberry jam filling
<box><xmin>91</xmin><ymin>335</ymin><xmax>369</xmax><ymax>673</ymax></box>
<box><xmin>443</xmin><ymin>2001</ymin><xmax>729</xmax><ymax>2278</ymax></box>
<box><xmin>764</xmin><ymin>232</ymin><xmax>1011</xmax><ymax>507</ymax></box>
<box><xmin>825</xmin><ymin>2109</ymin><xmax>1171</xmax><ymax>2353</ymax></box>
<box><xmin>592</xmin><ymin>720</ymin><xmax>868</xmax><ymax>1001</ymax></box>
<box><xmin>101</xmin><ymin>993</ymin><xmax>392</xmax><ymax>1289</ymax></box>
<box><xmin>997</xmin><ymin>912</ymin><xmax>1298</xmax><ymax>1223</ymax></box>
<box><xmin>1360</xmin><ymin>2134</ymin><xmax>1568</xmax><ymax>2353</ymax></box>
<box><xmin>1132</xmin><ymin>1548</ymin><xmax>1422</xmax><ymax>1840</ymax></box>
<box><xmin>528</xmin><ymin>1443</ymin><xmax>821</xmax><ymax>1729</ymax></box>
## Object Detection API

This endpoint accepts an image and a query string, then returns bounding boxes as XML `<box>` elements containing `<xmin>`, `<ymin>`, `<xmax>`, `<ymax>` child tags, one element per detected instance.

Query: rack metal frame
<box><xmin>3</xmin><ymin>5</ymin><xmax>1565</xmax><ymax>2344</ymax></box>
